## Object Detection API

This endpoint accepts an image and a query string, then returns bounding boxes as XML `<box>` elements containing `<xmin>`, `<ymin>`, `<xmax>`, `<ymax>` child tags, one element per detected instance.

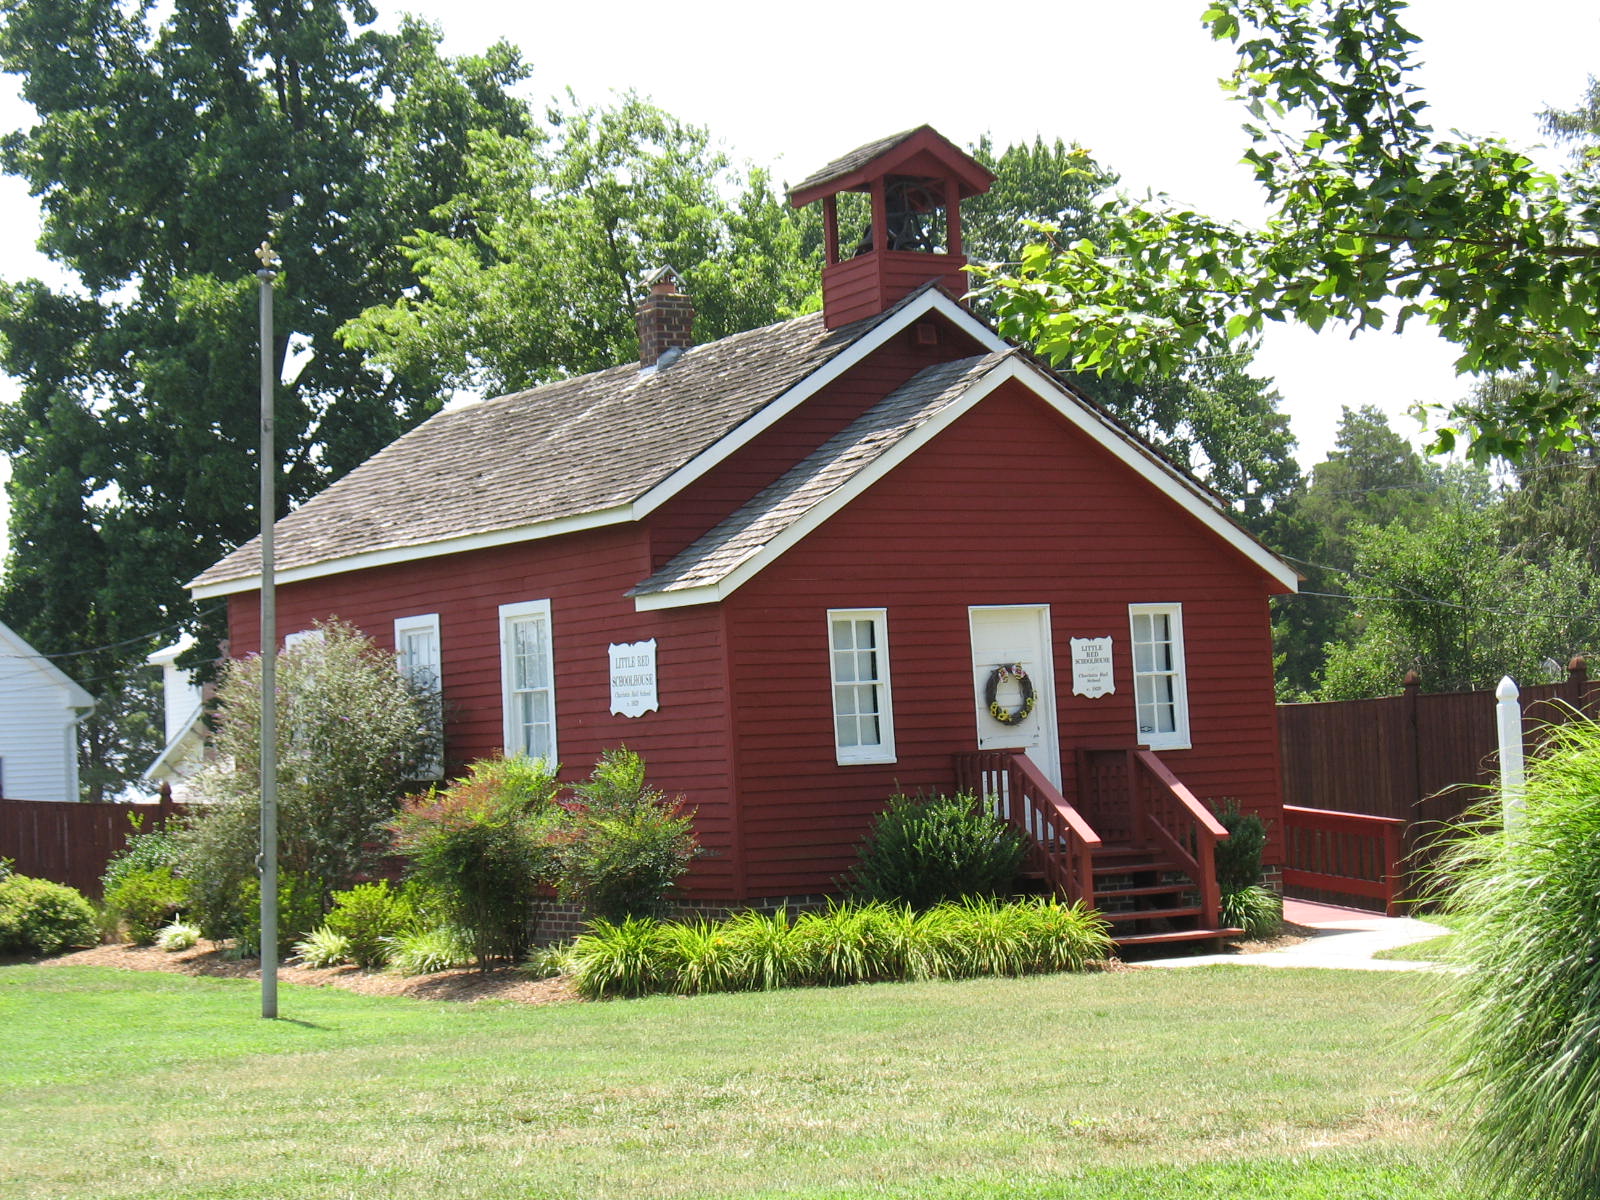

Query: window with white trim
<box><xmin>1128</xmin><ymin>603</ymin><xmax>1191</xmax><ymax>749</ymax></box>
<box><xmin>828</xmin><ymin>609</ymin><xmax>896</xmax><ymax>764</ymax></box>
<box><xmin>499</xmin><ymin>600</ymin><xmax>556</xmax><ymax>764</ymax></box>
<box><xmin>283</xmin><ymin>628</ymin><xmax>324</xmax><ymax>650</ymax></box>
<box><xmin>395</xmin><ymin>613</ymin><xmax>443</xmax><ymax>779</ymax></box>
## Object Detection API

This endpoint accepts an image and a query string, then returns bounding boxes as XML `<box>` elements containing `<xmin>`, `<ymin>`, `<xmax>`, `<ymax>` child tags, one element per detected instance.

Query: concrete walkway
<box><xmin>1143</xmin><ymin>898</ymin><xmax>1454</xmax><ymax>972</ymax></box>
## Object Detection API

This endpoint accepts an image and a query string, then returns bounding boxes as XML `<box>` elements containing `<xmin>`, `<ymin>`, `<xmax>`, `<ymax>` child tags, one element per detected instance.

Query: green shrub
<box><xmin>1429</xmin><ymin>720</ymin><xmax>1600</xmax><ymax>1200</ymax></box>
<box><xmin>0</xmin><ymin>875</ymin><xmax>98</xmax><ymax>955</ymax></box>
<box><xmin>555</xmin><ymin>748</ymin><xmax>698</xmax><ymax>922</ymax></box>
<box><xmin>293</xmin><ymin>926</ymin><xmax>353</xmax><ymax>968</ymax></box>
<box><xmin>386</xmin><ymin>924</ymin><xmax>474</xmax><ymax>975</ymax></box>
<box><xmin>1221</xmin><ymin>884</ymin><xmax>1283</xmax><ymax>938</ymax></box>
<box><xmin>845</xmin><ymin>792</ymin><xmax>1028</xmax><ymax>908</ymax></box>
<box><xmin>103</xmin><ymin>866</ymin><xmax>190</xmax><ymax>945</ymax></box>
<box><xmin>324</xmin><ymin>881</ymin><xmax>411</xmax><ymax>969</ymax></box>
<box><xmin>154</xmin><ymin>920</ymin><xmax>201</xmax><ymax>952</ymax></box>
<box><xmin>1213</xmin><ymin>801</ymin><xmax>1268</xmax><ymax>895</ymax></box>
<box><xmin>391</xmin><ymin>755</ymin><xmax>559</xmax><ymax>969</ymax></box>
<box><xmin>228</xmin><ymin>872</ymin><xmax>324</xmax><ymax>958</ymax></box>
<box><xmin>101</xmin><ymin>828</ymin><xmax>183</xmax><ymax>896</ymax></box>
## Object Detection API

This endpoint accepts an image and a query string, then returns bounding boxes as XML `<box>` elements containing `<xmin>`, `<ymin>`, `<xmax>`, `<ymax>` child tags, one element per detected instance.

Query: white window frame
<box><xmin>499</xmin><ymin>599</ymin><xmax>557</xmax><ymax>765</ymax></box>
<box><xmin>827</xmin><ymin>608</ymin><xmax>896</xmax><ymax>765</ymax></box>
<box><xmin>395</xmin><ymin>613</ymin><xmax>444</xmax><ymax>780</ymax></box>
<box><xmin>283</xmin><ymin>628</ymin><xmax>324</xmax><ymax>650</ymax></box>
<box><xmin>1128</xmin><ymin>602</ymin><xmax>1191</xmax><ymax>751</ymax></box>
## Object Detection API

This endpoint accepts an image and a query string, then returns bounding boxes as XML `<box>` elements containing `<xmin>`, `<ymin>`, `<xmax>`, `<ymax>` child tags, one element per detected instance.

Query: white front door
<box><xmin>969</xmin><ymin>605</ymin><xmax>1061</xmax><ymax>787</ymax></box>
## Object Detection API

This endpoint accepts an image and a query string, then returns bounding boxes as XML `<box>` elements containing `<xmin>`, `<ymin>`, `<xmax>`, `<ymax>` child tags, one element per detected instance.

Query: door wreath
<box><xmin>985</xmin><ymin>663</ymin><xmax>1037</xmax><ymax>725</ymax></box>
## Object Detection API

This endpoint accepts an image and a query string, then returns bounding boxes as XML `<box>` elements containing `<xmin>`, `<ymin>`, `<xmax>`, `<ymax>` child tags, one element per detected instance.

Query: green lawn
<box><xmin>0</xmin><ymin>963</ymin><xmax>1456</xmax><ymax>1199</ymax></box>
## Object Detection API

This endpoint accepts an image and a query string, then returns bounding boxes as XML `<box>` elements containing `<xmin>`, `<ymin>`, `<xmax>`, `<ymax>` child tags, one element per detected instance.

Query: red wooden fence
<box><xmin>1278</xmin><ymin>659</ymin><xmax>1597</xmax><ymax>905</ymax></box>
<box><xmin>0</xmin><ymin>796</ymin><xmax>185</xmax><ymax>898</ymax></box>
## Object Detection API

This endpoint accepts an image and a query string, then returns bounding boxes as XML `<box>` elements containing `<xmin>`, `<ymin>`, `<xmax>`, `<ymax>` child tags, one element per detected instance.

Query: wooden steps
<box><xmin>1115</xmin><ymin>926</ymin><xmax>1245</xmax><ymax>948</ymax></box>
<box><xmin>1087</xmin><ymin>841</ymin><xmax>1233</xmax><ymax>951</ymax></box>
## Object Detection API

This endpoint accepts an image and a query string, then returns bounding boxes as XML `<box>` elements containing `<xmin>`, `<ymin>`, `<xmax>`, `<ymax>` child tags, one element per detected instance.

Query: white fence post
<box><xmin>1496</xmin><ymin>676</ymin><xmax>1526</xmax><ymax>827</ymax></box>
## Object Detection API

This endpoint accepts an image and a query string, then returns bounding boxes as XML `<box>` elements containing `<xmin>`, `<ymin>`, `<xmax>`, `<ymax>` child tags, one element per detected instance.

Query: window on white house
<box><xmin>395</xmin><ymin>613</ymin><xmax>443</xmax><ymax>780</ymax></box>
<box><xmin>828</xmin><ymin>609</ymin><xmax>895</xmax><ymax>765</ymax></box>
<box><xmin>499</xmin><ymin>600</ymin><xmax>556</xmax><ymax>764</ymax></box>
<box><xmin>1128</xmin><ymin>603</ymin><xmax>1190</xmax><ymax>750</ymax></box>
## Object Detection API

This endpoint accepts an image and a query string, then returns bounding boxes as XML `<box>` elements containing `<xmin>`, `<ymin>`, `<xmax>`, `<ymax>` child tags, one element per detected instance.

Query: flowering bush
<box><xmin>178</xmin><ymin>619</ymin><xmax>438</xmax><ymax>943</ymax></box>
<box><xmin>390</xmin><ymin>756</ymin><xmax>560</xmax><ymax>968</ymax></box>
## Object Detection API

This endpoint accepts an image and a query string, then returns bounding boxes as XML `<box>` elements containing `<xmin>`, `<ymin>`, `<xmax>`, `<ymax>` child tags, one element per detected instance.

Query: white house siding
<box><xmin>0</xmin><ymin>620</ymin><xmax>95</xmax><ymax>803</ymax></box>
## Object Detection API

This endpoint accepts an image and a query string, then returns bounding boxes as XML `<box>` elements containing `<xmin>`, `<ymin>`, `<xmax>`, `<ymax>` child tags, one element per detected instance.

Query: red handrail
<box><xmin>953</xmin><ymin>750</ymin><xmax>1101</xmax><ymax>906</ymax></box>
<box><xmin>1282</xmin><ymin>804</ymin><xmax>1407</xmax><ymax>916</ymax></box>
<box><xmin>1130</xmin><ymin>749</ymin><xmax>1228</xmax><ymax>929</ymax></box>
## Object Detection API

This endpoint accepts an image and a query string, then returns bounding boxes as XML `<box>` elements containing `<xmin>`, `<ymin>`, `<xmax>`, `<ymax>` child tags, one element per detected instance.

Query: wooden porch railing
<box><xmin>1282</xmin><ymin>804</ymin><xmax>1407</xmax><ymax>916</ymax></box>
<box><xmin>1127</xmin><ymin>749</ymin><xmax>1228</xmax><ymax>930</ymax></box>
<box><xmin>953</xmin><ymin>750</ymin><xmax>1101</xmax><ymax>906</ymax></box>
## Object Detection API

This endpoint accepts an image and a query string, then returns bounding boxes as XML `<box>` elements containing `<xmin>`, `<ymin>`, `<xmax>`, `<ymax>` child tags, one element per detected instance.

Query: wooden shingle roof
<box><xmin>633</xmin><ymin>352</ymin><xmax>1010</xmax><ymax>600</ymax></box>
<box><xmin>190</xmin><ymin>306</ymin><xmax>901</xmax><ymax>592</ymax></box>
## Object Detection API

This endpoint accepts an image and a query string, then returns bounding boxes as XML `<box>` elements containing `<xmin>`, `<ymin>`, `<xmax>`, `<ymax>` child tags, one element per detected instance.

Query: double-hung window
<box><xmin>1128</xmin><ymin>603</ymin><xmax>1190</xmax><ymax>750</ymax></box>
<box><xmin>499</xmin><ymin>600</ymin><xmax>556</xmax><ymax>764</ymax></box>
<box><xmin>828</xmin><ymin>609</ymin><xmax>895</xmax><ymax>765</ymax></box>
<box><xmin>395</xmin><ymin>613</ymin><xmax>443</xmax><ymax>779</ymax></box>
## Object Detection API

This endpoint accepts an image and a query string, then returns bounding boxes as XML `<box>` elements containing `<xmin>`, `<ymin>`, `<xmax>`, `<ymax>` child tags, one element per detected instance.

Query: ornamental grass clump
<box><xmin>1430</xmin><ymin>719</ymin><xmax>1600</xmax><ymax>1200</ymax></box>
<box><xmin>568</xmin><ymin>896</ymin><xmax>1110</xmax><ymax>1000</ymax></box>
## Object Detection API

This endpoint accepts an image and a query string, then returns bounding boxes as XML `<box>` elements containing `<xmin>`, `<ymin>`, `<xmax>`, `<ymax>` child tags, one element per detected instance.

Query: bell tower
<box><xmin>789</xmin><ymin>126</ymin><xmax>995</xmax><ymax>329</ymax></box>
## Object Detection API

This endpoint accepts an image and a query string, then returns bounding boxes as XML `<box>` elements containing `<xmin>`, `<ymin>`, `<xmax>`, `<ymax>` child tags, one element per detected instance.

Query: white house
<box><xmin>144</xmin><ymin>636</ymin><xmax>207</xmax><ymax>800</ymax></box>
<box><xmin>0</xmin><ymin>618</ymin><xmax>95</xmax><ymax>803</ymax></box>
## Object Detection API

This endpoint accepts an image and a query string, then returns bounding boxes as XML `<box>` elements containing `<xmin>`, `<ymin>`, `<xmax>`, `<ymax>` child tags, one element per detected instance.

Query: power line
<box><xmin>0</xmin><ymin>605</ymin><xmax>223</xmax><ymax>665</ymax></box>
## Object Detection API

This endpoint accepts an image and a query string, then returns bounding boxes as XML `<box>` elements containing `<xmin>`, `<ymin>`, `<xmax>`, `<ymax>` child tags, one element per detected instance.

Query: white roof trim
<box><xmin>190</xmin><ymin>291</ymin><xmax>1008</xmax><ymax>599</ymax></box>
<box><xmin>631</xmin><ymin>290</ymin><xmax>1007</xmax><ymax>519</ymax></box>
<box><xmin>0</xmin><ymin>617</ymin><xmax>97</xmax><ymax>710</ymax></box>
<box><xmin>634</xmin><ymin>357</ymin><xmax>1298</xmax><ymax>611</ymax></box>
<box><xmin>190</xmin><ymin>504</ymin><xmax>634</xmax><ymax>598</ymax></box>
<box><xmin>144</xmin><ymin>699</ymin><xmax>206</xmax><ymax>784</ymax></box>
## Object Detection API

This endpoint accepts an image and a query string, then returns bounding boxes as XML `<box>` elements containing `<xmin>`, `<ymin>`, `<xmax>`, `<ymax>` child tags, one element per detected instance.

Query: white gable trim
<box><xmin>631</xmin><ymin>290</ymin><xmax>1007</xmax><ymax>519</ymax></box>
<box><xmin>634</xmin><ymin>358</ymin><xmax>1298</xmax><ymax>611</ymax></box>
<box><xmin>0</xmin><ymin>619</ymin><xmax>96</xmax><ymax>710</ymax></box>
<box><xmin>190</xmin><ymin>292</ymin><xmax>1007</xmax><ymax>600</ymax></box>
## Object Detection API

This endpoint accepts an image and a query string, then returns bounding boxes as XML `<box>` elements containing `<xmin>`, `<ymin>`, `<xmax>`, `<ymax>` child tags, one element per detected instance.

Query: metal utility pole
<box><xmin>256</xmin><ymin>240</ymin><xmax>280</xmax><ymax>1019</ymax></box>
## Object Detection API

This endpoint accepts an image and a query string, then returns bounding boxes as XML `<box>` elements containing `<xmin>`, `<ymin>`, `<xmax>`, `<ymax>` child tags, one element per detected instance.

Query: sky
<box><xmin>0</xmin><ymin>0</ymin><xmax>1597</xmax><ymax>541</ymax></box>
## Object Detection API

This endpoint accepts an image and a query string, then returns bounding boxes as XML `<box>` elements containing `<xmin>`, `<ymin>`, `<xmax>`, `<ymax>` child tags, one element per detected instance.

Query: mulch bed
<box><xmin>30</xmin><ymin>942</ymin><xmax>577</xmax><ymax>1005</ymax></box>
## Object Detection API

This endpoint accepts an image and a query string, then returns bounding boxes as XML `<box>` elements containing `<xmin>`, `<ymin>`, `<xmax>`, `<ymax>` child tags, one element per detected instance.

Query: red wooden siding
<box><xmin>722</xmin><ymin>379</ymin><xmax>1286</xmax><ymax>899</ymax></box>
<box><xmin>648</xmin><ymin>321</ymin><xmax>985</xmax><ymax>570</ymax></box>
<box><xmin>226</xmin><ymin>525</ymin><xmax>741</xmax><ymax>898</ymax></box>
<box><xmin>821</xmin><ymin>253</ymin><xmax>971</xmax><ymax>327</ymax></box>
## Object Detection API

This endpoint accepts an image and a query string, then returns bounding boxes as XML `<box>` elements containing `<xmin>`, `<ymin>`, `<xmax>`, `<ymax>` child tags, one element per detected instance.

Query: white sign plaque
<box><xmin>608</xmin><ymin>639</ymin><xmax>659</xmax><ymax>717</ymax></box>
<box><xmin>1070</xmin><ymin>636</ymin><xmax>1115</xmax><ymax>698</ymax></box>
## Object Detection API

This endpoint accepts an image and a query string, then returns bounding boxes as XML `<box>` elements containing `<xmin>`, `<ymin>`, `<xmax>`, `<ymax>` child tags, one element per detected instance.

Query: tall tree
<box><xmin>966</xmin><ymin>136</ymin><xmax>1300</xmax><ymax>518</ymax></box>
<box><xmin>0</xmin><ymin>0</ymin><xmax>531</xmax><ymax>796</ymax></box>
<box><xmin>1318</xmin><ymin>504</ymin><xmax>1600</xmax><ymax>700</ymax></box>
<box><xmin>1268</xmin><ymin>405</ymin><xmax>1475</xmax><ymax>696</ymax></box>
<box><xmin>984</xmin><ymin>0</ymin><xmax>1600</xmax><ymax>463</ymax></box>
<box><xmin>341</xmin><ymin>94</ymin><xmax>823</xmax><ymax>395</ymax></box>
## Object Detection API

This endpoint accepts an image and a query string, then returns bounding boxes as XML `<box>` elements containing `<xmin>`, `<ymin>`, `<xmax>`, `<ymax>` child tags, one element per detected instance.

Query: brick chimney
<box><xmin>636</xmin><ymin>266</ymin><xmax>695</xmax><ymax>369</ymax></box>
